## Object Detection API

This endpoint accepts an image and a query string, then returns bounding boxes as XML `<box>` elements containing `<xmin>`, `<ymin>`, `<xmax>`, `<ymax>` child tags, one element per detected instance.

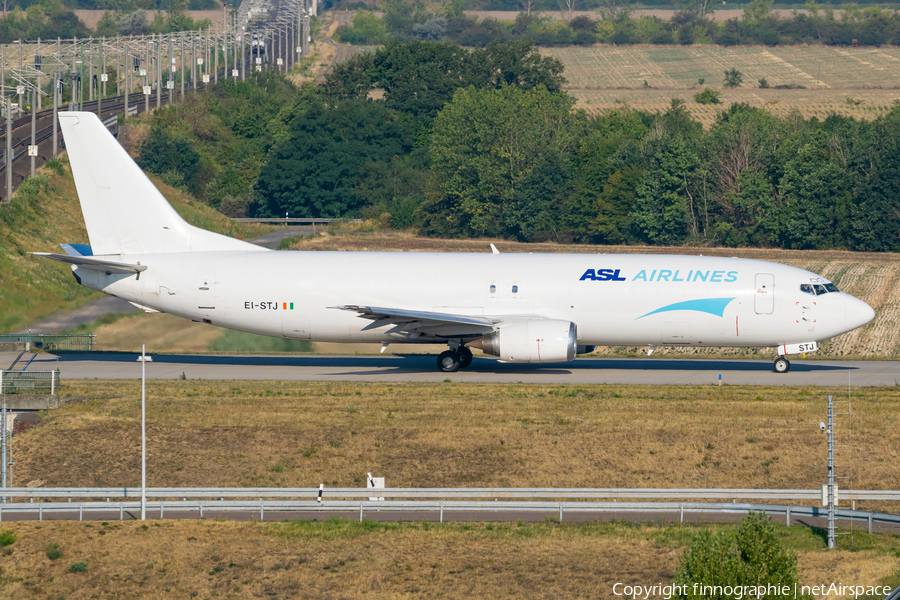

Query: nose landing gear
<box><xmin>773</xmin><ymin>356</ymin><xmax>791</xmax><ymax>373</ymax></box>
<box><xmin>437</xmin><ymin>346</ymin><xmax>474</xmax><ymax>373</ymax></box>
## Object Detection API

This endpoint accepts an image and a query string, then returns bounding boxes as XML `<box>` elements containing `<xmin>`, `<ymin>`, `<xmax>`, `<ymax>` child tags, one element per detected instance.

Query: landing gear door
<box><xmin>754</xmin><ymin>273</ymin><xmax>774</xmax><ymax>314</ymax></box>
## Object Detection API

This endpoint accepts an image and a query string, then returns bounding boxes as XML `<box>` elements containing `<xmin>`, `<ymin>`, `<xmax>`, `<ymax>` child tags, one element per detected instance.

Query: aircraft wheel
<box><xmin>437</xmin><ymin>350</ymin><xmax>461</xmax><ymax>373</ymax></box>
<box><xmin>457</xmin><ymin>347</ymin><xmax>473</xmax><ymax>369</ymax></box>
<box><xmin>773</xmin><ymin>357</ymin><xmax>791</xmax><ymax>373</ymax></box>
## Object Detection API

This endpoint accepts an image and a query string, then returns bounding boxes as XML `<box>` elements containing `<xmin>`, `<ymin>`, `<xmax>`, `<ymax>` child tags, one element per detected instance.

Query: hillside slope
<box><xmin>0</xmin><ymin>157</ymin><xmax>268</xmax><ymax>334</ymax></box>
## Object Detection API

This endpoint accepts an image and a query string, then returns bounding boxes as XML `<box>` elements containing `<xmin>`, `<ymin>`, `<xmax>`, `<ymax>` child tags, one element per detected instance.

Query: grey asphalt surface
<box><xmin>14</xmin><ymin>296</ymin><xmax>139</xmax><ymax>334</ymax></box>
<box><xmin>11</xmin><ymin>352</ymin><xmax>900</xmax><ymax>386</ymax></box>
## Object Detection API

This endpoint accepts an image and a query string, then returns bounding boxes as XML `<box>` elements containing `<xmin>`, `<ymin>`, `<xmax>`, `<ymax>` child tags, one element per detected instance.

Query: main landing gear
<box><xmin>437</xmin><ymin>346</ymin><xmax>473</xmax><ymax>373</ymax></box>
<box><xmin>773</xmin><ymin>356</ymin><xmax>791</xmax><ymax>373</ymax></box>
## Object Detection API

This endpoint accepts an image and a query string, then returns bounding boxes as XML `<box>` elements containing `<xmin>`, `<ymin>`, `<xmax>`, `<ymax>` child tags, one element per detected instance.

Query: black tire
<box><xmin>437</xmin><ymin>350</ymin><xmax>460</xmax><ymax>373</ymax></box>
<box><xmin>457</xmin><ymin>347</ymin><xmax>473</xmax><ymax>369</ymax></box>
<box><xmin>773</xmin><ymin>357</ymin><xmax>790</xmax><ymax>373</ymax></box>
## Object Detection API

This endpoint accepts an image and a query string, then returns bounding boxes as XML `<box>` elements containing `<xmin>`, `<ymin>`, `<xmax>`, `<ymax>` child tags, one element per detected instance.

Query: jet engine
<box><xmin>478</xmin><ymin>320</ymin><xmax>576</xmax><ymax>363</ymax></box>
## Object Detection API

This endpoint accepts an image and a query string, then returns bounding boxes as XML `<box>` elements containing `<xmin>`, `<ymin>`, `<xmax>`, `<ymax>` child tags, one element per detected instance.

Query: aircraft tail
<box><xmin>59</xmin><ymin>112</ymin><xmax>266</xmax><ymax>256</ymax></box>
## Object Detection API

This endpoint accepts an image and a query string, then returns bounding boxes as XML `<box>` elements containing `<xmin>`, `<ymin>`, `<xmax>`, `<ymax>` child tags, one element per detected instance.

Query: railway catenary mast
<box><xmin>0</xmin><ymin>0</ymin><xmax>311</xmax><ymax>203</ymax></box>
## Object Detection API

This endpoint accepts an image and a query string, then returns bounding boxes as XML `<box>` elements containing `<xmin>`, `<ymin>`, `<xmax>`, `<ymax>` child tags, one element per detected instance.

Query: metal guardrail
<box><xmin>2</xmin><ymin>486</ymin><xmax>898</xmax><ymax>501</ymax></box>
<box><xmin>0</xmin><ymin>333</ymin><xmax>94</xmax><ymax>351</ymax></box>
<box><xmin>0</xmin><ymin>498</ymin><xmax>898</xmax><ymax>534</ymax></box>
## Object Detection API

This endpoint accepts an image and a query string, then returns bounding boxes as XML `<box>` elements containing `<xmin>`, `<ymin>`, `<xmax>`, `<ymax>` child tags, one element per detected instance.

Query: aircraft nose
<box><xmin>845</xmin><ymin>294</ymin><xmax>875</xmax><ymax>331</ymax></box>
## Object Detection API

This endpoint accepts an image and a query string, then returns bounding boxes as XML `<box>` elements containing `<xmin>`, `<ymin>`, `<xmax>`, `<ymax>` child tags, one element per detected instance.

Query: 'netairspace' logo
<box><xmin>611</xmin><ymin>583</ymin><xmax>894</xmax><ymax>599</ymax></box>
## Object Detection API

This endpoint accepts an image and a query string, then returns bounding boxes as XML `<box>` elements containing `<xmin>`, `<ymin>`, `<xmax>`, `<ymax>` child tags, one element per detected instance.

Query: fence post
<box><xmin>120</xmin><ymin>502</ymin><xmax>123</xmax><ymax>521</ymax></box>
<box><xmin>199</xmin><ymin>502</ymin><xmax>203</xmax><ymax>519</ymax></box>
<box><xmin>0</xmin><ymin>370</ymin><xmax>4</xmax><ymax>394</ymax></box>
<box><xmin>786</xmin><ymin>506</ymin><xmax>791</xmax><ymax>527</ymax></box>
<box><xmin>868</xmin><ymin>513</ymin><xmax>873</xmax><ymax>535</ymax></box>
<box><xmin>680</xmin><ymin>504</ymin><xmax>684</xmax><ymax>525</ymax></box>
<box><xmin>359</xmin><ymin>502</ymin><xmax>363</xmax><ymax>522</ymax></box>
<box><xmin>51</xmin><ymin>370</ymin><xmax>55</xmax><ymax>395</ymax></box>
<box><xmin>260</xmin><ymin>498</ymin><xmax>264</xmax><ymax>522</ymax></box>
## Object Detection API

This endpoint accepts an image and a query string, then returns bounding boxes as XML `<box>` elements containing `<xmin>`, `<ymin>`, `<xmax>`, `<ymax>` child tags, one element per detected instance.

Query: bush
<box><xmin>0</xmin><ymin>530</ymin><xmax>15</xmax><ymax>547</ymax></box>
<box><xmin>68</xmin><ymin>562</ymin><xmax>88</xmax><ymax>573</ymax></box>
<box><xmin>758</xmin><ymin>78</ymin><xmax>769</xmax><ymax>88</ymax></box>
<box><xmin>724</xmin><ymin>68</ymin><xmax>744</xmax><ymax>88</ymax></box>
<box><xmin>46</xmin><ymin>543</ymin><xmax>62</xmax><ymax>560</ymax></box>
<box><xmin>674</xmin><ymin>512</ymin><xmax>809</xmax><ymax>599</ymax></box>
<box><xmin>694</xmin><ymin>88</ymin><xmax>722</xmax><ymax>105</ymax></box>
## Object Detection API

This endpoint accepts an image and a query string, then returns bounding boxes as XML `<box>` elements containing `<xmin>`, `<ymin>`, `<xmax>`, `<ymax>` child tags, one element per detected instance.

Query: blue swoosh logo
<box><xmin>636</xmin><ymin>297</ymin><xmax>736</xmax><ymax>320</ymax></box>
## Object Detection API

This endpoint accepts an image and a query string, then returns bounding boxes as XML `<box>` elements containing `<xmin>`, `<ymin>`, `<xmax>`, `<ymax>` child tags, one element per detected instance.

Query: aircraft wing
<box><xmin>333</xmin><ymin>305</ymin><xmax>496</xmax><ymax>337</ymax></box>
<box><xmin>29</xmin><ymin>252</ymin><xmax>147</xmax><ymax>275</ymax></box>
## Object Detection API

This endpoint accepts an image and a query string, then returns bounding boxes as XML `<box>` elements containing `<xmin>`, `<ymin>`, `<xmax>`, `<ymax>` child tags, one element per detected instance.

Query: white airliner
<box><xmin>32</xmin><ymin>113</ymin><xmax>875</xmax><ymax>373</ymax></box>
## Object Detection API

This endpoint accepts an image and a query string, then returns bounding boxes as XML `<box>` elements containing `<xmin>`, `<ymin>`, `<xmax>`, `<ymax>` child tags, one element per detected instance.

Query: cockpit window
<box><xmin>801</xmin><ymin>282</ymin><xmax>840</xmax><ymax>295</ymax></box>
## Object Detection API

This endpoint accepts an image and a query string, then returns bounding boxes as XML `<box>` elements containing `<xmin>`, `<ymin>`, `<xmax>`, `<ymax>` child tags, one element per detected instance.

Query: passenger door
<box><xmin>755</xmin><ymin>273</ymin><xmax>774</xmax><ymax>314</ymax></box>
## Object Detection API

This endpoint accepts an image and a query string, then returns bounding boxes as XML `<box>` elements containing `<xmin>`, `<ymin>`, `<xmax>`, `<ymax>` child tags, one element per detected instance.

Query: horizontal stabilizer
<box><xmin>60</xmin><ymin>243</ymin><xmax>93</xmax><ymax>257</ymax></box>
<box><xmin>30</xmin><ymin>252</ymin><xmax>147</xmax><ymax>274</ymax></box>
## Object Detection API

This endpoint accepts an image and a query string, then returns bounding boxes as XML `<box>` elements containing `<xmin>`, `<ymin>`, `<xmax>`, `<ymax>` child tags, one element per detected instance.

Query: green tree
<box><xmin>724</xmin><ymin>68</ymin><xmax>744</xmax><ymax>88</ymax></box>
<box><xmin>255</xmin><ymin>99</ymin><xmax>415</xmax><ymax>218</ymax></box>
<box><xmin>742</xmin><ymin>0</ymin><xmax>774</xmax><ymax>21</ymax></box>
<box><xmin>777</xmin><ymin>141</ymin><xmax>852</xmax><ymax>249</ymax></box>
<box><xmin>382</xmin><ymin>0</ymin><xmax>420</xmax><ymax>37</ymax></box>
<box><xmin>425</xmin><ymin>85</ymin><xmax>583</xmax><ymax>240</ymax></box>
<box><xmin>694</xmin><ymin>88</ymin><xmax>721</xmax><ymax>104</ymax></box>
<box><xmin>137</xmin><ymin>127</ymin><xmax>201</xmax><ymax>193</ymax></box>
<box><xmin>676</xmin><ymin>512</ymin><xmax>808</xmax><ymax>599</ymax></box>
<box><xmin>94</xmin><ymin>11</ymin><xmax>118</xmax><ymax>36</ymax></box>
<box><xmin>633</xmin><ymin>133</ymin><xmax>699</xmax><ymax>244</ymax></box>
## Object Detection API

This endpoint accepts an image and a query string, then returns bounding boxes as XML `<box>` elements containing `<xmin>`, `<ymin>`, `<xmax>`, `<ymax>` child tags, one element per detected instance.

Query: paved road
<box><xmin>11</xmin><ymin>352</ymin><xmax>900</xmax><ymax>386</ymax></box>
<box><xmin>14</xmin><ymin>296</ymin><xmax>139</xmax><ymax>334</ymax></box>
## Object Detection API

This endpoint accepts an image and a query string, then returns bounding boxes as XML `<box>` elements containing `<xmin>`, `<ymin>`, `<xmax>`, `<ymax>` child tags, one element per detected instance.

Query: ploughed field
<box><xmin>541</xmin><ymin>46</ymin><xmax>900</xmax><ymax>126</ymax></box>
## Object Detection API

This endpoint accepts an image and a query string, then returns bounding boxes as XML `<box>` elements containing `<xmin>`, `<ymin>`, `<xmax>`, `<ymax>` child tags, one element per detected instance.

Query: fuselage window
<box><xmin>800</xmin><ymin>284</ymin><xmax>815</xmax><ymax>295</ymax></box>
<box><xmin>511</xmin><ymin>285</ymin><xmax>518</xmax><ymax>294</ymax></box>
<box><xmin>489</xmin><ymin>284</ymin><xmax>496</xmax><ymax>294</ymax></box>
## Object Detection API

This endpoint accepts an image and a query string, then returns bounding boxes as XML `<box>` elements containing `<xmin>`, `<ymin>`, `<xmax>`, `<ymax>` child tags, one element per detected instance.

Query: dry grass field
<box><xmin>541</xmin><ymin>46</ymin><xmax>900</xmax><ymax>125</ymax></box>
<box><xmin>3</xmin><ymin>379</ymin><xmax>900</xmax><ymax>598</ymax></box>
<box><xmin>0</xmin><ymin>519</ymin><xmax>896</xmax><ymax>600</ymax></box>
<box><xmin>11</xmin><ymin>381</ymin><xmax>900</xmax><ymax>509</ymax></box>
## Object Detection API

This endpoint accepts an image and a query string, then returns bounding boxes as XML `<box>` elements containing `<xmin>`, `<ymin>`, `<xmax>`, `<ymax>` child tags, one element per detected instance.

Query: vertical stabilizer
<box><xmin>59</xmin><ymin>112</ymin><xmax>265</xmax><ymax>256</ymax></box>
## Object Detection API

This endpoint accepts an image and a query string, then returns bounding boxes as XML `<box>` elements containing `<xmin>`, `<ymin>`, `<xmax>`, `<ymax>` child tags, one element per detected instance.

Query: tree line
<box><xmin>336</xmin><ymin>0</ymin><xmax>900</xmax><ymax>47</ymax></box>
<box><xmin>138</xmin><ymin>40</ymin><xmax>900</xmax><ymax>252</ymax></box>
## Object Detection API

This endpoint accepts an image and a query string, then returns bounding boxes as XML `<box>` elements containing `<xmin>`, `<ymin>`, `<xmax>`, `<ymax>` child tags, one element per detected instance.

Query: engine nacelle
<box><xmin>480</xmin><ymin>320</ymin><xmax>576</xmax><ymax>363</ymax></box>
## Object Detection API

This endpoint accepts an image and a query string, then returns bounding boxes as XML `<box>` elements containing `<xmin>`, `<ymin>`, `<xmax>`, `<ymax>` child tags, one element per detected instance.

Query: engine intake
<box><xmin>479</xmin><ymin>320</ymin><xmax>576</xmax><ymax>363</ymax></box>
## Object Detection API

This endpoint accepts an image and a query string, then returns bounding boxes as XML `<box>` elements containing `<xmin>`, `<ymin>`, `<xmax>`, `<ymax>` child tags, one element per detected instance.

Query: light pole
<box><xmin>141</xmin><ymin>344</ymin><xmax>146</xmax><ymax>520</ymax></box>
